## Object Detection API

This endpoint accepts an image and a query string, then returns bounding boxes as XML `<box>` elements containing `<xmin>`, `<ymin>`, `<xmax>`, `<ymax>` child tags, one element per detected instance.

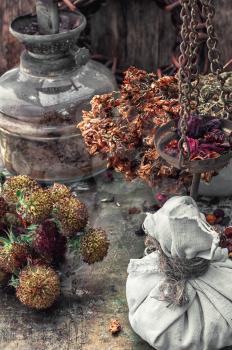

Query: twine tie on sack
<box><xmin>145</xmin><ymin>237</ymin><xmax>210</xmax><ymax>307</ymax></box>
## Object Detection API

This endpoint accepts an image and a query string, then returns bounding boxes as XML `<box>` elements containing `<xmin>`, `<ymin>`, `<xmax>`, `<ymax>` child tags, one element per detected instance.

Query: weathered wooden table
<box><xmin>0</xmin><ymin>171</ymin><xmax>154</xmax><ymax>350</ymax></box>
<box><xmin>0</xmin><ymin>169</ymin><xmax>232</xmax><ymax>350</ymax></box>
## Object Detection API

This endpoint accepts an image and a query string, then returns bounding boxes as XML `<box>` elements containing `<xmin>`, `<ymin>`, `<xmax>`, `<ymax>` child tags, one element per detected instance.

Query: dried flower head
<box><xmin>49</xmin><ymin>183</ymin><xmax>72</xmax><ymax>204</ymax></box>
<box><xmin>0</xmin><ymin>241</ymin><xmax>30</xmax><ymax>273</ymax></box>
<box><xmin>16</xmin><ymin>265</ymin><xmax>60</xmax><ymax>309</ymax></box>
<box><xmin>78</xmin><ymin>68</ymin><xmax>222</xmax><ymax>189</ymax></box>
<box><xmin>18</xmin><ymin>189</ymin><xmax>53</xmax><ymax>225</ymax></box>
<box><xmin>33</xmin><ymin>219</ymin><xmax>67</xmax><ymax>263</ymax></box>
<box><xmin>78</xmin><ymin>67</ymin><xmax>181</xmax><ymax>186</ymax></box>
<box><xmin>80</xmin><ymin>228</ymin><xmax>109</xmax><ymax>264</ymax></box>
<box><xmin>109</xmin><ymin>319</ymin><xmax>122</xmax><ymax>335</ymax></box>
<box><xmin>3</xmin><ymin>176</ymin><xmax>40</xmax><ymax>204</ymax></box>
<box><xmin>53</xmin><ymin>197</ymin><xmax>88</xmax><ymax>237</ymax></box>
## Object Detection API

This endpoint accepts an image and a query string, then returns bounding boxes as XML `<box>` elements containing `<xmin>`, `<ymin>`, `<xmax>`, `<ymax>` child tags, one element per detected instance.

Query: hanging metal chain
<box><xmin>178</xmin><ymin>0</ymin><xmax>200</xmax><ymax>163</ymax></box>
<box><xmin>201</xmin><ymin>0</ymin><xmax>230</xmax><ymax>118</ymax></box>
<box><xmin>188</xmin><ymin>0</ymin><xmax>200</xmax><ymax>111</ymax></box>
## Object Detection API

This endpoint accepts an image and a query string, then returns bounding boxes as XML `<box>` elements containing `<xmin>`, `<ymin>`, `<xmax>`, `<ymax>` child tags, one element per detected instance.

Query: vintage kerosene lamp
<box><xmin>0</xmin><ymin>0</ymin><xmax>117</xmax><ymax>183</ymax></box>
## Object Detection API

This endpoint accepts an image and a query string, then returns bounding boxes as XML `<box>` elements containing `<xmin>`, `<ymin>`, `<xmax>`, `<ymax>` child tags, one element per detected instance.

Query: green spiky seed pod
<box><xmin>0</xmin><ymin>242</ymin><xmax>30</xmax><ymax>273</ymax></box>
<box><xmin>19</xmin><ymin>189</ymin><xmax>53</xmax><ymax>225</ymax></box>
<box><xmin>16</xmin><ymin>265</ymin><xmax>60</xmax><ymax>310</ymax></box>
<box><xmin>53</xmin><ymin>197</ymin><xmax>88</xmax><ymax>237</ymax></box>
<box><xmin>3</xmin><ymin>175</ymin><xmax>40</xmax><ymax>204</ymax></box>
<box><xmin>80</xmin><ymin>228</ymin><xmax>109</xmax><ymax>264</ymax></box>
<box><xmin>49</xmin><ymin>183</ymin><xmax>72</xmax><ymax>204</ymax></box>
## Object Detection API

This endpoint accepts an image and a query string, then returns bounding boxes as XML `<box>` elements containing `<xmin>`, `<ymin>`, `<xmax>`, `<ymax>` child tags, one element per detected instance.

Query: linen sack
<box><xmin>126</xmin><ymin>196</ymin><xmax>232</xmax><ymax>350</ymax></box>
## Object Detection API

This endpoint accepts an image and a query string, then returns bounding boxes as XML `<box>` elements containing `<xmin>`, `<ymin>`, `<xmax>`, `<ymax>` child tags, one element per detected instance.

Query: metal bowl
<box><xmin>155</xmin><ymin>119</ymin><xmax>232</xmax><ymax>174</ymax></box>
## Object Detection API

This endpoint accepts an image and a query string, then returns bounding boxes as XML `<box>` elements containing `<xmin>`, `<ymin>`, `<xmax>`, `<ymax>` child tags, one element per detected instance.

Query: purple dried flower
<box><xmin>213</xmin><ymin>209</ymin><xmax>225</xmax><ymax>218</ymax></box>
<box><xmin>186</xmin><ymin>115</ymin><xmax>205</xmax><ymax>138</ymax></box>
<box><xmin>204</xmin><ymin>129</ymin><xmax>225</xmax><ymax>143</ymax></box>
<box><xmin>186</xmin><ymin>137</ymin><xmax>199</xmax><ymax>154</ymax></box>
<box><xmin>204</xmin><ymin>118</ymin><xmax>222</xmax><ymax>132</ymax></box>
<box><xmin>155</xmin><ymin>193</ymin><xmax>168</xmax><ymax>205</ymax></box>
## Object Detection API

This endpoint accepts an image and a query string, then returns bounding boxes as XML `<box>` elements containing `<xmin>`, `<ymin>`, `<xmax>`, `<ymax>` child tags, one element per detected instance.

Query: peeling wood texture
<box><xmin>0</xmin><ymin>0</ymin><xmax>34</xmax><ymax>74</ymax></box>
<box><xmin>89</xmin><ymin>0</ymin><xmax>175</xmax><ymax>71</ymax></box>
<box><xmin>214</xmin><ymin>0</ymin><xmax>232</xmax><ymax>68</ymax></box>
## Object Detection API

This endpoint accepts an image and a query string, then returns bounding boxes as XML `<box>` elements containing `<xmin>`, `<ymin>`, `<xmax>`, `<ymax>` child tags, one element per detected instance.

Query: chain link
<box><xmin>178</xmin><ymin>0</ymin><xmax>200</xmax><ymax>163</ymax></box>
<box><xmin>201</xmin><ymin>0</ymin><xmax>230</xmax><ymax>118</ymax></box>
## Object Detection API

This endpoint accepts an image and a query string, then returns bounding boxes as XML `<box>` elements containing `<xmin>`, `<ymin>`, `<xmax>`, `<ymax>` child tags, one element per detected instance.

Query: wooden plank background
<box><xmin>0</xmin><ymin>0</ymin><xmax>232</xmax><ymax>74</ymax></box>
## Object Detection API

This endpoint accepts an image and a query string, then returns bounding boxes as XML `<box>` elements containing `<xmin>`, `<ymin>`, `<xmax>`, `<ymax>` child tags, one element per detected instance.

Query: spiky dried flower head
<box><xmin>49</xmin><ymin>183</ymin><xmax>72</xmax><ymax>204</ymax></box>
<box><xmin>53</xmin><ymin>197</ymin><xmax>88</xmax><ymax>237</ymax></box>
<box><xmin>3</xmin><ymin>176</ymin><xmax>40</xmax><ymax>204</ymax></box>
<box><xmin>33</xmin><ymin>219</ymin><xmax>67</xmax><ymax>263</ymax></box>
<box><xmin>16</xmin><ymin>265</ymin><xmax>60</xmax><ymax>310</ymax></box>
<box><xmin>33</xmin><ymin>220</ymin><xmax>57</xmax><ymax>257</ymax></box>
<box><xmin>80</xmin><ymin>228</ymin><xmax>109</xmax><ymax>264</ymax></box>
<box><xmin>19</xmin><ymin>189</ymin><xmax>53</xmax><ymax>225</ymax></box>
<box><xmin>0</xmin><ymin>242</ymin><xmax>30</xmax><ymax>273</ymax></box>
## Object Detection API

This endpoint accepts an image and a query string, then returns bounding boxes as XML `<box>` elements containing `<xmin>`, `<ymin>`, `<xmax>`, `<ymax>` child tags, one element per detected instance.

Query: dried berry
<box><xmin>80</xmin><ymin>228</ymin><xmax>109</xmax><ymax>264</ymax></box>
<box><xmin>205</xmin><ymin>214</ymin><xmax>217</xmax><ymax>225</ymax></box>
<box><xmin>109</xmin><ymin>319</ymin><xmax>122</xmax><ymax>335</ymax></box>
<box><xmin>224</xmin><ymin>227</ymin><xmax>232</xmax><ymax>238</ymax></box>
<box><xmin>3</xmin><ymin>175</ymin><xmax>39</xmax><ymax>204</ymax></box>
<box><xmin>16</xmin><ymin>265</ymin><xmax>60</xmax><ymax>310</ymax></box>
<box><xmin>213</xmin><ymin>209</ymin><xmax>225</xmax><ymax>218</ymax></box>
<box><xmin>155</xmin><ymin>193</ymin><xmax>168</xmax><ymax>205</ymax></box>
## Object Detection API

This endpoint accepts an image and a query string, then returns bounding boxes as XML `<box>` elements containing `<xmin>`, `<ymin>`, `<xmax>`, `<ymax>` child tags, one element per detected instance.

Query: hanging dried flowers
<box><xmin>79</xmin><ymin>67</ymin><xmax>185</xmax><ymax>187</ymax></box>
<box><xmin>0</xmin><ymin>175</ymin><xmax>109</xmax><ymax>310</ymax></box>
<box><xmin>78</xmin><ymin>67</ymin><xmax>232</xmax><ymax>188</ymax></box>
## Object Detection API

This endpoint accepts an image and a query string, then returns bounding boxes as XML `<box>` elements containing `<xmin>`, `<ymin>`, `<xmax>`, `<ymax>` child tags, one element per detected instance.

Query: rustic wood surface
<box><xmin>0</xmin><ymin>1</ymin><xmax>232</xmax><ymax>349</ymax></box>
<box><xmin>0</xmin><ymin>0</ymin><xmax>34</xmax><ymax>74</ymax></box>
<box><xmin>0</xmin><ymin>168</ymin><xmax>232</xmax><ymax>350</ymax></box>
<box><xmin>90</xmin><ymin>0</ymin><xmax>175</xmax><ymax>71</ymax></box>
<box><xmin>0</xmin><ymin>169</ymin><xmax>155</xmax><ymax>350</ymax></box>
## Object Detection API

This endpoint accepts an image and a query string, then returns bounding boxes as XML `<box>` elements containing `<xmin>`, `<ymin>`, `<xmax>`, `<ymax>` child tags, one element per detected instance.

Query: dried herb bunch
<box><xmin>0</xmin><ymin>175</ymin><xmax>109</xmax><ymax>310</ymax></box>
<box><xmin>79</xmin><ymin>68</ymin><xmax>232</xmax><ymax>187</ymax></box>
<box><xmin>79</xmin><ymin>67</ymin><xmax>185</xmax><ymax>186</ymax></box>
